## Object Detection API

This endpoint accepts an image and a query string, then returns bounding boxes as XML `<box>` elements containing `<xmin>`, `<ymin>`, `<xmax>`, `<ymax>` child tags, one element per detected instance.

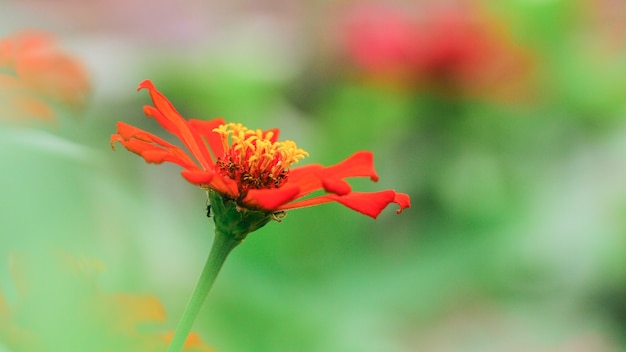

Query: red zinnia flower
<box><xmin>111</xmin><ymin>80</ymin><xmax>409</xmax><ymax>219</ymax></box>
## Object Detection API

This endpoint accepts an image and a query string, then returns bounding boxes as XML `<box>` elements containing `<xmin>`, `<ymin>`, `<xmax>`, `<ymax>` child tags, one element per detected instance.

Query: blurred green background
<box><xmin>2</xmin><ymin>0</ymin><xmax>626</xmax><ymax>351</ymax></box>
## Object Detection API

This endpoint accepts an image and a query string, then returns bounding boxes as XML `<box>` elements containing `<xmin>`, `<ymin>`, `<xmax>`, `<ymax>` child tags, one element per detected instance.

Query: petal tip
<box><xmin>394</xmin><ymin>192</ymin><xmax>411</xmax><ymax>214</ymax></box>
<box><xmin>137</xmin><ymin>79</ymin><xmax>155</xmax><ymax>92</ymax></box>
<box><xmin>110</xmin><ymin>134</ymin><xmax>120</xmax><ymax>150</ymax></box>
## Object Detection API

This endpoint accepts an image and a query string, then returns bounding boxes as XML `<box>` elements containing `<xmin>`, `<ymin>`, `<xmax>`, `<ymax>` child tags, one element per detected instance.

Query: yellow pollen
<box><xmin>212</xmin><ymin>123</ymin><xmax>309</xmax><ymax>192</ymax></box>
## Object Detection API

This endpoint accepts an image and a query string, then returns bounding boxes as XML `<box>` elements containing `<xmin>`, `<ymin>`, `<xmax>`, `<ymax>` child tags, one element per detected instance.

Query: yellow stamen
<box><xmin>212</xmin><ymin>123</ymin><xmax>309</xmax><ymax>192</ymax></box>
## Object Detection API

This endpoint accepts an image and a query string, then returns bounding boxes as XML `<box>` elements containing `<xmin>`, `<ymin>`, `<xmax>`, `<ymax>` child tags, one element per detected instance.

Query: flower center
<box><xmin>213</xmin><ymin>123</ymin><xmax>309</xmax><ymax>195</ymax></box>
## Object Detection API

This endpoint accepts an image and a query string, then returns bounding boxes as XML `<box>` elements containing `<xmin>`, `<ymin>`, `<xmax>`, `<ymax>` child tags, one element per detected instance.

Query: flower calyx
<box><xmin>208</xmin><ymin>189</ymin><xmax>272</xmax><ymax>242</ymax></box>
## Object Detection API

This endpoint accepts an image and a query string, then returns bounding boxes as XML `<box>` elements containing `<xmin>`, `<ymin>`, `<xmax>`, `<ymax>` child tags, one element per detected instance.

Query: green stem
<box><xmin>167</xmin><ymin>230</ymin><xmax>241</xmax><ymax>352</ymax></box>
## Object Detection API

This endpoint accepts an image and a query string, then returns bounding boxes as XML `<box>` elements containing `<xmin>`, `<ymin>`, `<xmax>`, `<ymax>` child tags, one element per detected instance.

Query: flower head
<box><xmin>111</xmin><ymin>80</ymin><xmax>409</xmax><ymax>219</ymax></box>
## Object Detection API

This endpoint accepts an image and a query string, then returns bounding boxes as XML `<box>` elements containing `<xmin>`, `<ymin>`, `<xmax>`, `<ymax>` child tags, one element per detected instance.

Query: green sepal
<box><xmin>208</xmin><ymin>189</ymin><xmax>272</xmax><ymax>241</ymax></box>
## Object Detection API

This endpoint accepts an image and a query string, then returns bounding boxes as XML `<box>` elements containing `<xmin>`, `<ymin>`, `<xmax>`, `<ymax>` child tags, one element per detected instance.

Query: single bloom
<box><xmin>111</xmin><ymin>80</ymin><xmax>409</xmax><ymax>219</ymax></box>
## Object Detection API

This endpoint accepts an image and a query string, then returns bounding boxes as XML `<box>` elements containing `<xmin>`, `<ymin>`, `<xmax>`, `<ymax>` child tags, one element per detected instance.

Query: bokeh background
<box><xmin>1</xmin><ymin>0</ymin><xmax>626</xmax><ymax>351</ymax></box>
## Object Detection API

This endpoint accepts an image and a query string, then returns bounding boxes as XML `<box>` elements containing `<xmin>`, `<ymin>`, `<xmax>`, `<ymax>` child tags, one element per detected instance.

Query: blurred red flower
<box><xmin>340</xmin><ymin>2</ymin><xmax>534</xmax><ymax>100</ymax></box>
<box><xmin>0</xmin><ymin>31</ymin><xmax>90</xmax><ymax>122</ymax></box>
<box><xmin>342</xmin><ymin>4</ymin><xmax>418</xmax><ymax>77</ymax></box>
<box><xmin>111</xmin><ymin>80</ymin><xmax>409</xmax><ymax>219</ymax></box>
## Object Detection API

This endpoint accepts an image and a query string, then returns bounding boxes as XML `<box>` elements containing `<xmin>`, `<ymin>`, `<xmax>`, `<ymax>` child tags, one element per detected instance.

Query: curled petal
<box><xmin>138</xmin><ymin>80</ymin><xmax>211</xmax><ymax>168</ymax></box>
<box><xmin>142</xmin><ymin>106</ymin><xmax>182</xmax><ymax>142</ymax></box>
<box><xmin>111</xmin><ymin>123</ymin><xmax>198</xmax><ymax>170</ymax></box>
<box><xmin>279</xmin><ymin>190</ymin><xmax>411</xmax><ymax>219</ymax></box>
<box><xmin>390</xmin><ymin>192</ymin><xmax>410</xmax><ymax>213</ymax></box>
<box><xmin>114</xmin><ymin>121</ymin><xmax>170</xmax><ymax>146</ymax></box>
<box><xmin>323</xmin><ymin>151</ymin><xmax>379</xmax><ymax>181</ymax></box>
<box><xmin>286</xmin><ymin>151</ymin><xmax>379</xmax><ymax>199</ymax></box>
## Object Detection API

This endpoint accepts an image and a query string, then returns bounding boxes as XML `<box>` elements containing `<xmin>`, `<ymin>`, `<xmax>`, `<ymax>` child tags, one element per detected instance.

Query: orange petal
<box><xmin>182</xmin><ymin>170</ymin><xmax>239</xmax><ymax>198</ymax></box>
<box><xmin>321</xmin><ymin>178</ymin><xmax>352</xmax><ymax>196</ymax></box>
<box><xmin>322</xmin><ymin>151</ymin><xmax>379</xmax><ymax>182</ymax></box>
<box><xmin>244</xmin><ymin>186</ymin><xmax>301</xmax><ymax>211</ymax></box>
<box><xmin>282</xmin><ymin>164</ymin><xmax>325</xmax><ymax>198</ymax></box>
<box><xmin>279</xmin><ymin>190</ymin><xmax>410</xmax><ymax>218</ymax></box>
<box><xmin>188</xmin><ymin>118</ymin><xmax>227</xmax><ymax>160</ymax></box>
<box><xmin>111</xmin><ymin>122</ymin><xmax>199</xmax><ymax>170</ymax></box>
<box><xmin>285</xmin><ymin>151</ymin><xmax>379</xmax><ymax>200</ymax></box>
<box><xmin>138</xmin><ymin>80</ymin><xmax>211</xmax><ymax>168</ymax></box>
<box><xmin>142</xmin><ymin>106</ymin><xmax>215</xmax><ymax>169</ymax></box>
